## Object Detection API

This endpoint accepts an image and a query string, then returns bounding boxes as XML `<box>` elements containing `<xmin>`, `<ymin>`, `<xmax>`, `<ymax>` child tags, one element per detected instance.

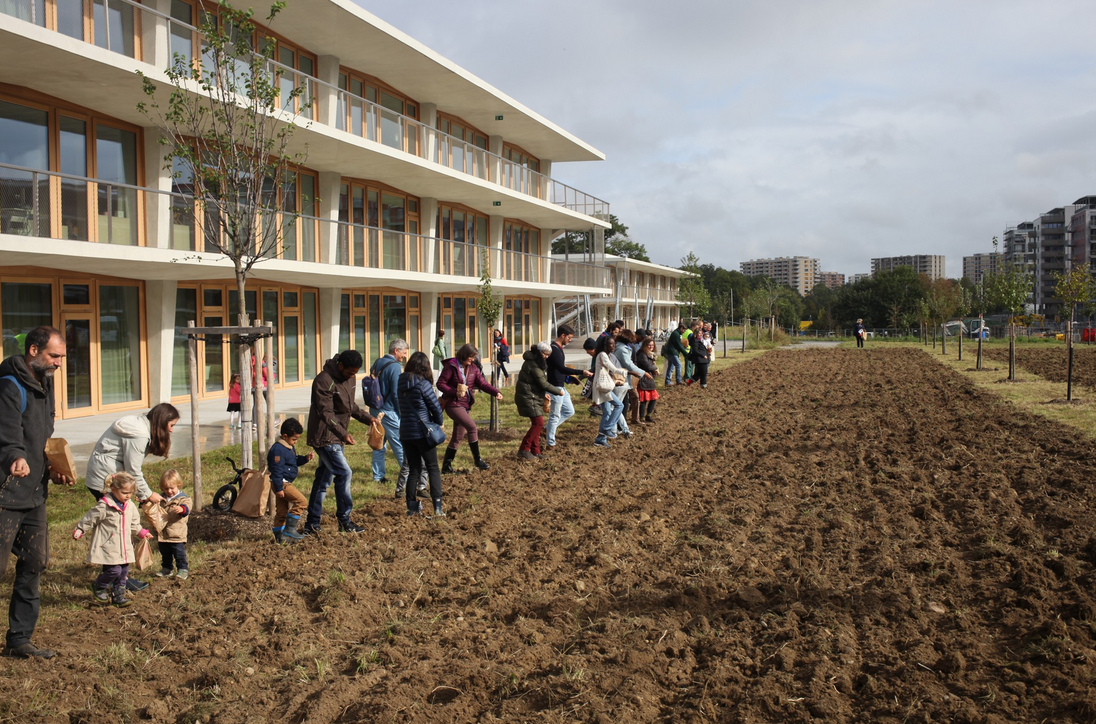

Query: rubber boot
<box><xmin>111</xmin><ymin>585</ymin><xmax>131</xmax><ymax>607</ymax></box>
<box><xmin>638</xmin><ymin>401</ymin><xmax>648</xmax><ymax>421</ymax></box>
<box><xmin>282</xmin><ymin>514</ymin><xmax>304</xmax><ymax>542</ymax></box>
<box><xmin>271</xmin><ymin>526</ymin><xmax>284</xmax><ymax>544</ymax></box>
<box><xmin>645</xmin><ymin>399</ymin><xmax>657</xmax><ymax>423</ymax></box>
<box><xmin>433</xmin><ymin>499</ymin><xmax>446</xmax><ymax>518</ymax></box>
<box><xmin>469</xmin><ymin>441</ymin><xmax>489</xmax><ymax>470</ymax></box>
<box><xmin>441</xmin><ymin>447</ymin><xmax>457</xmax><ymax>474</ymax></box>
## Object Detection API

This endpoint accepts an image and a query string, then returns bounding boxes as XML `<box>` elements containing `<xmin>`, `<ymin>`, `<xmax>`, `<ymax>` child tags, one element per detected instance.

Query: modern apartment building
<box><xmin>1032</xmin><ymin>205</ymin><xmax>1075</xmax><ymax>317</ymax></box>
<box><xmin>0</xmin><ymin>0</ymin><xmax>612</xmax><ymax>419</ymax></box>
<box><xmin>961</xmin><ymin>253</ymin><xmax>1002</xmax><ymax>285</ymax></box>
<box><xmin>1069</xmin><ymin>197</ymin><xmax>1096</xmax><ymax>278</ymax></box>
<box><xmin>870</xmin><ymin>255</ymin><xmax>945</xmax><ymax>281</ymax></box>
<box><xmin>739</xmin><ymin>256</ymin><xmax>820</xmax><ymax>296</ymax></box>
<box><xmin>851</xmin><ymin>273</ymin><xmax>871</xmax><ymax>284</ymax></box>
<box><xmin>816</xmin><ymin>271</ymin><xmax>844</xmax><ymax>290</ymax></box>
<box><xmin>579</xmin><ymin>255</ymin><xmax>689</xmax><ymax>333</ymax></box>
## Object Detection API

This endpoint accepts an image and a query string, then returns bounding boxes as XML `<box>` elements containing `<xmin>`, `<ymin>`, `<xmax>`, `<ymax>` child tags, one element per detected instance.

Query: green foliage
<box><xmin>985</xmin><ymin>237</ymin><xmax>1033</xmax><ymax>316</ymax></box>
<box><xmin>676</xmin><ymin>252</ymin><xmax>712</xmax><ymax>318</ymax></box>
<box><xmin>1053</xmin><ymin>266</ymin><xmax>1095</xmax><ymax>321</ymax></box>
<box><xmin>831</xmin><ymin>266</ymin><xmax>929</xmax><ymax>328</ymax></box>
<box><xmin>478</xmin><ymin>248</ymin><xmax>504</xmax><ymax>329</ymax></box>
<box><xmin>552</xmin><ymin>214</ymin><xmax>645</xmax><ymax>258</ymax></box>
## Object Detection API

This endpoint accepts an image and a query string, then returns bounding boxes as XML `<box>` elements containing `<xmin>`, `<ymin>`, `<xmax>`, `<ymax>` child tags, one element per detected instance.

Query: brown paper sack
<box><xmin>45</xmin><ymin>438</ymin><xmax>77</xmax><ymax>482</ymax></box>
<box><xmin>134</xmin><ymin>536</ymin><xmax>153</xmax><ymax>571</ymax></box>
<box><xmin>368</xmin><ymin>417</ymin><xmax>386</xmax><ymax>451</ymax></box>
<box><xmin>542</xmin><ymin>396</ymin><xmax>552</xmax><ymax>414</ymax></box>
<box><xmin>140</xmin><ymin>500</ymin><xmax>167</xmax><ymax>536</ymax></box>
<box><xmin>231</xmin><ymin>468</ymin><xmax>271</xmax><ymax>518</ymax></box>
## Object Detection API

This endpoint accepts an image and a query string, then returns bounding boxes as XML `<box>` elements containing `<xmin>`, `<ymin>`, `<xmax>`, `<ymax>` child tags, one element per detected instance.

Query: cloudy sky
<box><xmin>360</xmin><ymin>0</ymin><xmax>1096</xmax><ymax>279</ymax></box>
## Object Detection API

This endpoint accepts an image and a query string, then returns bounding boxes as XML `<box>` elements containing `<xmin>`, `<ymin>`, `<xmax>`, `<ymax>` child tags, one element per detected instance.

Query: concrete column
<box><xmin>489</xmin><ymin>214</ymin><xmax>504</xmax><ymax>282</ymax></box>
<box><xmin>316</xmin><ymin>55</ymin><xmax>341</xmax><ymax>130</ymax></box>
<box><xmin>489</xmin><ymin>135</ymin><xmax>503</xmax><ymax>186</ymax></box>
<box><xmin>146</xmin><ymin>279</ymin><xmax>177</xmax><ymax>405</ymax></box>
<box><xmin>140</xmin><ymin>0</ymin><xmax>171</xmax><ymax>69</ymax></box>
<box><xmin>421</xmin><ymin>103</ymin><xmax>438</xmax><ymax>165</ymax></box>
<box><xmin>539</xmin><ymin>159</ymin><xmax>552</xmax><ymax>203</ymax></box>
<box><xmin>539</xmin><ymin>226</ymin><xmax>552</xmax><ymax>285</ymax></box>
<box><xmin>318</xmin><ymin>172</ymin><xmax>341</xmax><ymax>264</ymax></box>
<box><xmin>420</xmin><ymin>197</ymin><xmax>438</xmax><ymax>275</ymax></box>
<box><xmin>318</xmin><ymin>287</ymin><xmax>341</xmax><ymax>360</ymax></box>
<box><xmin>538</xmin><ymin>294</ymin><xmax>552</xmax><ymax>343</ymax></box>
<box><xmin>142</xmin><ymin>128</ymin><xmax>172</xmax><ymax>250</ymax></box>
<box><xmin>422</xmin><ymin>290</ymin><xmax>439</xmax><ymax>366</ymax></box>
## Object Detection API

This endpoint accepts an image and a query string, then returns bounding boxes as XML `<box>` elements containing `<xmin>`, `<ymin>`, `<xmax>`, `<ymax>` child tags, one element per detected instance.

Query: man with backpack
<box><xmin>365</xmin><ymin>339</ymin><xmax>409</xmax><ymax>496</ymax></box>
<box><xmin>0</xmin><ymin>326</ymin><xmax>70</xmax><ymax>658</ymax></box>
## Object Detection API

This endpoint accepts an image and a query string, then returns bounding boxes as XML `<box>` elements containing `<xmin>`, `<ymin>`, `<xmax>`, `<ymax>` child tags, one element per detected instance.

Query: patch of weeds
<box><xmin>355</xmin><ymin>648</ymin><xmax>381</xmax><ymax>673</ymax></box>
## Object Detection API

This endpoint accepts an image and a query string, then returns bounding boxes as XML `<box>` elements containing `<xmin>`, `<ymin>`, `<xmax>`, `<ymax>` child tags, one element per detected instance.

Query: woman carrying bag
<box><xmin>398</xmin><ymin>351</ymin><xmax>447</xmax><ymax>518</ymax></box>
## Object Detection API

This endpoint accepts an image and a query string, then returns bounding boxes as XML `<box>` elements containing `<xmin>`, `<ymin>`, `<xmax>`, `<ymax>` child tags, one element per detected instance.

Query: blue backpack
<box><xmin>0</xmin><ymin>376</ymin><xmax>26</xmax><ymax>414</ymax></box>
<box><xmin>361</xmin><ymin>358</ymin><xmax>398</xmax><ymax>410</ymax></box>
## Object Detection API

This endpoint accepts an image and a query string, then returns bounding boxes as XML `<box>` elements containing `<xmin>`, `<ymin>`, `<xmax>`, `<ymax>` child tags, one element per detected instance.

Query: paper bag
<box><xmin>368</xmin><ymin>415</ymin><xmax>386</xmax><ymax>451</ymax></box>
<box><xmin>231</xmin><ymin>468</ymin><xmax>270</xmax><ymax>518</ymax></box>
<box><xmin>140</xmin><ymin>500</ymin><xmax>167</xmax><ymax>536</ymax></box>
<box><xmin>134</xmin><ymin>536</ymin><xmax>153</xmax><ymax>571</ymax></box>
<box><xmin>45</xmin><ymin>438</ymin><xmax>78</xmax><ymax>483</ymax></box>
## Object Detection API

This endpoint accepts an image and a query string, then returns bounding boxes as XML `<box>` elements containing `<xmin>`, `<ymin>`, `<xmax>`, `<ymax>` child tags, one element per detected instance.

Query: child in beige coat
<box><xmin>74</xmin><ymin>473</ymin><xmax>151</xmax><ymax>607</ymax></box>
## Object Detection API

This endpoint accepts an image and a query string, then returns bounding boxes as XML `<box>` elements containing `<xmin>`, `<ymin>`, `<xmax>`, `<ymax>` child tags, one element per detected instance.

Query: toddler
<box><xmin>73</xmin><ymin>472</ymin><xmax>151</xmax><ymax>607</ymax></box>
<box><xmin>267</xmin><ymin>418</ymin><xmax>312</xmax><ymax>544</ymax></box>
<box><xmin>155</xmin><ymin>469</ymin><xmax>191</xmax><ymax>580</ymax></box>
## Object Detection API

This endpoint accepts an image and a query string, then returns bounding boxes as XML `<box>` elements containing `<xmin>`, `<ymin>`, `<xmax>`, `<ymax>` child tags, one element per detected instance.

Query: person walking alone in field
<box><xmin>662</xmin><ymin>322</ymin><xmax>688</xmax><ymax>385</ymax></box>
<box><xmin>436</xmin><ymin>344</ymin><xmax>502</xmax><ymax>473</ymax></box>
<box><xmin>492</xmin><ymin>329</ymin><xmax>511</xmax><ymax>385</ymax></box>
<box><xmin>855</xmin><ymin>319</ymin><xmax>866</xmax><ymax>348</ymax></box>
<box><xmin>0</xmin><ymin>326</ymin><xmax>70</xmax><ymax>658</ymax></box>
<box><xmin>544</xmin><ymin>324</ymin><xmax>592</xmax><ymax>449</ymax></box>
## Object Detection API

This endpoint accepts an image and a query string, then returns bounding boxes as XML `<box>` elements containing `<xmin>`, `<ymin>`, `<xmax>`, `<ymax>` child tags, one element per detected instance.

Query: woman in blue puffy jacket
<box><xmin>398</xmin><ymin>351</ymin><xmax>446</xmax><ymax>517</ymax></box>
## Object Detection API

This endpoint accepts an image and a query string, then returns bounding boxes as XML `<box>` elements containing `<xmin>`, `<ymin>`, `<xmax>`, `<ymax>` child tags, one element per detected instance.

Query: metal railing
<box><xmin>433</xmin><ymin>131</ymin><xmax>490</xmax><ymax>180</ymax></box>
<box><xmin>334</xmin><ymin>89</ymin><xmax>425</xmax><ymax>156</ymax></box>
<box><xmin>1</xmin><ymin>163</ymin><xmax>610</xmax><ymax>288</ymax></box>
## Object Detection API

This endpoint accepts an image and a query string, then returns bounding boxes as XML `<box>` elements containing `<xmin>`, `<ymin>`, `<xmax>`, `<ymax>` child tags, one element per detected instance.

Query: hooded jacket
<box><xmin>515</xmin><ymin>349</ymin><xmax>563</xmax><ymax>418</ymax></box>
<box><xmin>0</xmin><ymin>354</ymin><xmax>55</xmax><ymax>510</ymax></box>
<box><xmin>307</xmin><ymin>358</ymin><xmax>372</xmax><ymax>449</ymax></box>
<box><xmin>85</xmin><ymin>414</ymin><xmax>156</xmax><ymax>500</ymax></box>
<box><xmin>75</xmin><ymin>493</ymin><xmax>143</xmax><ymax>565</ymax></box>
<box><xmin>436</xmin><ymin>358</ymin><xmax>500</xmax><ymax>411</ymax></box>
<box><xmin>397</xmin><ymin>372</ymin><xmax>444</xmax><ymax>441</ymax></box>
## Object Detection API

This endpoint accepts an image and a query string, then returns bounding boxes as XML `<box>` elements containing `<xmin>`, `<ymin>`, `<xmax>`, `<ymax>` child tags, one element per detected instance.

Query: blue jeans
<box><xmin>371</xmin><ymin>409</ymin><xmax>405</xmax><ymax>482</ymax></box>
<box><xmin>307</xmin><ymin>444</ymin><xmax>354</xmax><ymax>527</ymax></box>
<box><xmin>545</xmin><ymin>388</ymin><xmax>574</xmax><ymax>446</ymax></box>
<box><xmin>664</xmin><ymin>354</ymin><xmax>682</xmax><ymax>384</ymax></box>
<box><xmin>595</xmin><ymin>397</ymin><xmax>623</xmax><ymax>444</ymax></box>
<box><xmin>612</xmin><ymin>384</ymin><xmax>630</xmax><ymax>434</ymax></box>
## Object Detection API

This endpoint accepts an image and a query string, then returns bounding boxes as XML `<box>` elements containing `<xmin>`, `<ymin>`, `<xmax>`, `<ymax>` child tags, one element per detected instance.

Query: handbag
<box><xmin>542</xmin><ymin>395</ymin><xmax>552</xmax><ymax>414</ymax></box>
<box><xmin>595</xmin><ymin>366</ymin><xmax>615</xmax><ymax>394</ymax></box>
<box><xmin>409</xmin><ymin>378</ymin><xmax>447</xmax><ymax>448</ymax></box>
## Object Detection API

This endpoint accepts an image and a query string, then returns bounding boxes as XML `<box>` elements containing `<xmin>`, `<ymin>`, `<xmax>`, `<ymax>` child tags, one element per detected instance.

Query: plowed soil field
<box><xmin>5</xmin><ymin>348</ymin><xmax>1096</xmax><ymax>723</ymax></box>
<box><xmin>983</xmin><ymin>346</ymin><xmax>1096</xmax><ymax>391</ymax></box>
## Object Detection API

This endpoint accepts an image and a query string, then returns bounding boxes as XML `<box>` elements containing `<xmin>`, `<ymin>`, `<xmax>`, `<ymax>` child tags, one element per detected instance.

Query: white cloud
<box><xmin>358</xmin><ymin>0</ymin><xmax>1096</xmax><ymax>279</ymax></box>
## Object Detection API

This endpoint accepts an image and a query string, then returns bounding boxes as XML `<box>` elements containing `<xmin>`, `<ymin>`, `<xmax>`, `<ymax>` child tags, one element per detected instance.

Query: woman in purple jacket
<box><xmin>435</xmin><ymin>343</ymin><xmax>503</xmax><ymax>474</ymax></box>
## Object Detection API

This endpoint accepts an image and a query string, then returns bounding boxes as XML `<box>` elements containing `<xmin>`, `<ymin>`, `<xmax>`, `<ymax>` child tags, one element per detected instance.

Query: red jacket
<box><xmin>436</xmin><ymin>359</ymin><xmax>500</xmax><ymax>411</ymax></box>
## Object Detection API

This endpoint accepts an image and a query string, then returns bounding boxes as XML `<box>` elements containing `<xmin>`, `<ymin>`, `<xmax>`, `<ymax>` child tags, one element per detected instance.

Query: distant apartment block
<box><xmin>739</xmin><ymin>256</ymin><xmax>820</xmax><ymax>296</ymax></box>
<box><xmin>852</xmin><ymin>273</ymin><xmax>872</xmax><ymax>284</ymax></box>
<box><xmin>962</xmin><ymin>253</ymin><xmax>1002</xmax><ymax>285</ymax></box>
<box><xmin>870</xmin><ymin>255</ymin><xmax>946</xmax><ymax>280</ymax></box>
<box><xmin>816</xmin><ymin>271</ymin><xmax>845</xmax><ymax>290</ymax></box>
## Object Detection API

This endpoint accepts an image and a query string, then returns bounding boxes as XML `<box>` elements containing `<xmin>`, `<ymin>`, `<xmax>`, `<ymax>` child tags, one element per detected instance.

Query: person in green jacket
<box><xmin>431</xmin><ymin>330</ymin><xmax>447</xmax><ymax>371</ymax></box>
<box><xmin>662</xmin><ymin>323</ymin><xmax>688</xmax><ymax>385</ymax></box>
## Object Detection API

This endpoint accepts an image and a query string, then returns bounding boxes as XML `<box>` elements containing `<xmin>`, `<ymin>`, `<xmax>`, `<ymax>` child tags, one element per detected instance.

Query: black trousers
<box><xmin>692</xmin><ymin>362</ymin><xmax>709</xmax><ymax>387</ymax></box>
<box><xmin>159</xmin><ymin>541</ymin><xmax>188</xmax><ymax>571</ymax></box>
<box><xmin>0</xmin><ymin>505</ymin><xmax>49</xmax><ymax>648</ymax></box>
<box><xmin>403</xmin><ymin>437</ymin><xmax>443</xmax><ymax>508</ymax></box>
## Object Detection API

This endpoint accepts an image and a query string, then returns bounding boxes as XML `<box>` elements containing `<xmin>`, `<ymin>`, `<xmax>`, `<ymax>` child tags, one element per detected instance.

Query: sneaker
<box><xmin>593</xmin><ymin>439</ymin><xmax>610</xmax><ymax>448</ymax></box>
<box><xmin>606</xmin><ymin>433</ymin><xmax>618</xmax><ymax>439</ymax></box>
<box><xmin>374</xmin><ymin>477</ymin><xmax>388</xmax><ymax>484</ymax></box>
<box><xmin>175</xmin><ymin>569</ymin><xmax>189</xmax><ymax>581</ymax></box>
<box><xmin>685</xmin><ymin>379</ymin><xmax>693</xmax><ymax>386</ymax></box>
<box><xmin>701</xmin><ymin>384</ymin><xmax>707</xmax><ymax>389</ymax></box>
<box><xmin>301</xmin><ymin>524</ymin><xmax>322</xmax><ymax>537</ymax></box>
<box><xmin>155</xmin><ymin>567</ymin><xmax>174</xmax><ymax>578</ymax></box>
<box><xmin>621</xmin><ymin>431</ymin><xmax>632</xmax><ymax>440</ymax></box>
<box><xmin>111</xmin><ymin>586</ymin><xmax>131</xmax><ymax>608</ymax></box>
<box><xmin>338</xmin><ymin>520</ymin><xmax>365</xmax><ymax>533</ymax></box>
<box><xmin>517</xmin><ymin>450</ymin><xmax>537</xmax><ymax>461</ymax></box>
<box><xmin>394</xmin><ymin>483</ymin><xmax>405</xmax><ymax>499</ymax></box>
<box><xmin>2</xmin><ymin>643</ymin><xmax>56</xmax><ymax>659</ymax></box>
<box><xmin>90</xmin><ymin>585</ymin><xmax>110</xmax><ymax>605</ymax></box>
<box><xmin>644</xmin><ymin>416</ymin><xmax>654</xmax><ymax>423</ymax></box>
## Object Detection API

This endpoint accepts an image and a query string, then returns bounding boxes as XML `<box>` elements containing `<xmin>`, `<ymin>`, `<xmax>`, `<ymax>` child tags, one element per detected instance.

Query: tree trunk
<box><xmin>976</xmin><ymin>318</ymin><xmax>983</xmax><ymax>370</ymax></box>
<box><xmin>932</xmin><ymin>325</ymin><xmax>937</xmax><ymax>350</ymax></box>
<box><xmin>187</xmin><ymin>321</ymin><xmax>202</xmax><ymax>512</ymax></box>
<box><xmin>236</xmin><ymin>266</ymin><xmax>253</xmax><ymax>470</ymax></box>
<box><xmin>1067</xmin><ymin>315</ymin><xmax>1075</xmax><ymax>401</ymax></box>
<box><xmin>742</xmin><ymin>319</ymin><xmax>747</xmax><ymax>353</ymax></box>
<box><xmin>958</xmin><ymin>325</ymin><xmax>963</xmax><ymax>361</ymax></box>
<box><xmin>490</xmin><ymin>367</ymin><xmax>499</xmax><ymax>432</ymax></box>
<box><xmin>1009</xmin><ymin>323</ymin><xmax>1017</xmax><ymax>381</ymax></box>
<box><xmin>940</xmin><ymin>324</ymin><xmax>946</xmax><ymax>355</ymax></box>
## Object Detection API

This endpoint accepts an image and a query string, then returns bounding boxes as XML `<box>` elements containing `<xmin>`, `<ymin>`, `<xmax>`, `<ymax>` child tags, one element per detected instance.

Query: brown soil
<box><xmin>984</xmin><ymin>346</ymin><xmax>1096</xmax><ymax>390</ymax></box>
<box><xmin>6</xmin><ymin>348</ymin><xmax>1096</xmax><ymax>723</ymax></box>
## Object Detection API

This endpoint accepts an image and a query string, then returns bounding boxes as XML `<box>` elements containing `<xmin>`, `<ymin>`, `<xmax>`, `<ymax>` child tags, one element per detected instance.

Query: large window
<box><xmin>337</xmin><ymin>290</ymin><xmax>421</xmax><ymax>365</ymax></box>
<box><xmin>337</xmin><ymin>70</ymin><xmax>420</xmax><ymax>155</ymax></box>
<box><xmin>435</xmin><ymin>113</ymin><xmax>488</xmax><ymax>178</ymax></box>
<box><xmin>1</xmin><ymin>0</ymin><xmax>138</xmax><ymax>58</ymax></box>
<box><xmin>98</xmin><ymin>284</ymin><xmax>142</xmax><ymax>404</ymax></box>
<box><xmin>502</xmin><ymin>221</ymin><xmax>542</xmax><ymax>282</ymax></box>
<box><xmin>337</xmin><ymin>180</ymin><xmax>420</xmax><ymax>270</ymax></box>
<box><xmin>502</xmin><ymin>143</ymin><xmax>541</xmax><ymax>198</ymax></box>
<box><xmin>0</xmin><ymin>282</ymin><xmax>52</xmax><ymax>358</ymax></box>
<box><xmin>436</xmin><ymin>203</ymin><xmax>487</xmax><ymax>277</ymax></box>
<box><xmin>437</xmin><ymin>295</ymin><xmax>478</xmax><ymax>351</ymax></box>
<box><xmin>0</xmin><ymin>93</ymin><xmax>142</xmax><ymax>244</ymax></box>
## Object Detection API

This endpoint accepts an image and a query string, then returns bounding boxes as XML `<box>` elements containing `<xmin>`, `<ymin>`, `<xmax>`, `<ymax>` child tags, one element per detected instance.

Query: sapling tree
<box><xmin>478</xmin><ymin>248</ymin><xmax>505</xmax><ymax>432</ymax></box>
<box><xmin>138</xmin><ymin>0</ymin><xmax>310</xmax><ymax>466</ymax></box>
<box><xmin>1053</xmin><ymin>265</ymin><xmax>1095</xmax><ymax>400</ymax></box>
<box><xmin>985</xmin><ymin>237</ymin><xmax>1034</xmax><ymax>381</ymax></box>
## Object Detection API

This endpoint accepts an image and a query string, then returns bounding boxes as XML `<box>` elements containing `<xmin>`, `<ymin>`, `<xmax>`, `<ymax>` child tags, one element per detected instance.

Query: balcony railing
<box><xmin>1</xmin><ymin>163</ymin><xmax>609</xmax><ymax>287</ymax></box>
<box><xmin>3</xmin><ymin>0</ymin><xmax>609</xmax><ymax>219</ymax></box>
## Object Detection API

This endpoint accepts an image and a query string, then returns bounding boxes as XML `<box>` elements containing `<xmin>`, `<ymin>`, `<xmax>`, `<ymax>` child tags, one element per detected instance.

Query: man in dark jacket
<box><xmin>304</xmin><ymin>350</ymin><xmax>373</xmax><ymax>535</ymax></box>
<box><xmin>662</xmin><ymin>323</ymin><xmax>688</xmax><ymax>385</ymax></box>
<box><xmin>0</xmin><ymin>326</ymin><xmax>68</xmax><ymax>659</ymax></box>
<box><xmin>544</xmin><ymin>324</ymin><xmax>593</xmax><ymax>449</ymax></box>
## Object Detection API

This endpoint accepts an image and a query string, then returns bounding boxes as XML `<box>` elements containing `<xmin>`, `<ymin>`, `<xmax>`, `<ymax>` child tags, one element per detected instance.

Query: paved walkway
<box><xmin>54</xmin><ymin>351</ymin><xmax>595</xmax><ymax>470</ymax></box>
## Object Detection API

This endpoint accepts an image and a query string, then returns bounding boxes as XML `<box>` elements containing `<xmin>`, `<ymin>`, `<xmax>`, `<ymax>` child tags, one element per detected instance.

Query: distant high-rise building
<box><xmin>870</xmin><ymin>255</ymin><xmax>946</xmax><ymax>280</ymax></box>
<box><xmin>1069</xmin><ymin>197</ymin><xmax>1096</xmax><ymax>278</ymax></box>
<box><xmin>852</xmin><ymin>273</ymin><xmax>872</xmax><ymax>284</ymax></box>
<box><xmin>962</xmin><ymin>253</ymin><xmax>1002</xmax><ymax>285</ymax></box>
<box><xmin>739</xmin><ymin>256</ymin><xmax>820</xmax><ymax>296</ymax></box>
<box><xmin>816</xmin><ymin>271</ymin><xmax>845</xmax><ymax>290</ymax></box>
